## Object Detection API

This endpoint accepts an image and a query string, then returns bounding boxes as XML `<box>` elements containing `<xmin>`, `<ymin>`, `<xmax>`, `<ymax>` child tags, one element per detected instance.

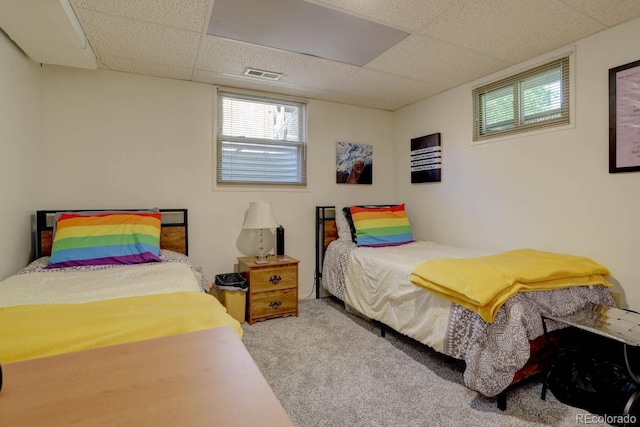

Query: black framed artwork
<box><xmin>410</xmin><ymin>133</ymin><xmax>441</xmax><ymax>183</ymax></box>
<box><xmin>609</xmin><ymin>59</ymin><xmax>640</xmax><ymax>173</ymax></box>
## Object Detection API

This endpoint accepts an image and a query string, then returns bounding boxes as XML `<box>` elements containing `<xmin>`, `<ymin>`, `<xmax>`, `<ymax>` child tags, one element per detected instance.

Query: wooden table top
<box><xmin>0</xmin><ymin>327</ymin><xmax>293</xmax><ymax>427</ymax></box>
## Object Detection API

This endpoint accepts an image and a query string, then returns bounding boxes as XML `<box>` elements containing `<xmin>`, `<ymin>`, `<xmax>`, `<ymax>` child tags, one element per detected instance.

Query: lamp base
<box><xmin>254</xmin><ymin>229</ymin><xmax>270</xmax><ymax>264</ymax></box>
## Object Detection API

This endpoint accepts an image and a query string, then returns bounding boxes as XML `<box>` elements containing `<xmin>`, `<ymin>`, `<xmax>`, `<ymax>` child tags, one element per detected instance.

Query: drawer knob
<box><xmin>269</xmin><ymin>275</ymin><xmax>282</xmax><ymax>285</ymax></box>
<box><xmin>269</xmin><ymin>300</ymin><xmax>282</xmax><ymax>309</ymax></box>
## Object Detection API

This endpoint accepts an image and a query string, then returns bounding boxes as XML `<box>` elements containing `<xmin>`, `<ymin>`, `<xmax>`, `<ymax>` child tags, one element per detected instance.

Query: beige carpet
<box><xmin>242</xmin><ymin>297</ymin><xmax>608</xmax><ymax>427</ymax></box>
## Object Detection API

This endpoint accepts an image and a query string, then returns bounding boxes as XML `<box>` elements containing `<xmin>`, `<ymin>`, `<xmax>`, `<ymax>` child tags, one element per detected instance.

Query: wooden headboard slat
<box><xmin>40</xmin><ymin>230</ymin><xmax>53</xmax><ymax>258</ymax></box>
<box><xmin>159</xmin><ymin>226</ymin><xmax>187</xmax><ymax>255</ymax></box>
<box><xmin>323</xmin><ymin>220</ymin><xmax>337</xmax><ymax>249</ymax></box>
<box><xmin>35</xmin><ymin>209</ymin><xmax>188</xmax><ymax>258</ymax></box>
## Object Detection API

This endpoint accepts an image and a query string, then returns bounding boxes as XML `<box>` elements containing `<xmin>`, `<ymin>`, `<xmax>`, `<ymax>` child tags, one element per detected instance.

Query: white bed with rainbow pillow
<box><xmin>316</xmin><ymin>204</ymin><xmax>614</xmax><ymax>407</ymax></box>
<box><xmin>0</xmin><ymin>209</ymin><xmax>241</xmax><ymax>364</ymax></box>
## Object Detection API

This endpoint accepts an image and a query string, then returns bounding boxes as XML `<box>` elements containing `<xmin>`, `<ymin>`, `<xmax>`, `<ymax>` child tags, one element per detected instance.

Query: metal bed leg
<box><xmin>623</xmin><ymin>390</ymin><xmax>640</xmax><ymax>418</ymax></box>
<box><xmin>315</xmin><ymin>207</ymin><xmax>323</xmax><ymax>299</ymax></box>
<box><xmin>540</xmin><ymin>366</ymin><xmax>553</xmax><ymax>401</ymax></box>
<box><xmin>539</xmin><ymin>315</ymin><xmax>560</xmax><ymax>401</ymax></box>
<box><xmin>314</xmin><ymin>270</ymin><xmax>321</xmax><ymax>299</ymax></box>
<box><xmin>623</xmin><ymin>343</ymin><xmax>640</xmax><ymax>419</ymax></box>
<box><xmin>624</xmin><ymin>343</ymin><xmax>640</xmax><ymax>384</ymax></box>
<box><xmin>497</xmin><ymin>391</ymin><xmax>507</xmax><ymax>411</ymax></box>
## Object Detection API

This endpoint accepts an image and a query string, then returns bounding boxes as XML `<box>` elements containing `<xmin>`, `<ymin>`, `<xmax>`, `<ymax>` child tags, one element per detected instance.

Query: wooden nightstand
<box><xmin>238</xmin><ymin>255</ymin><xmax>299</xmax><ymax>324</ymax></box>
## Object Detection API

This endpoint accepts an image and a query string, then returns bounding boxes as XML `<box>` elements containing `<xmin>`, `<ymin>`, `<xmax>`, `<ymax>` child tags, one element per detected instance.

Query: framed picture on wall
<box><xmin>336</xmin><ymin>142</ymin><xmax>373</xmax><ymax>184</ymax></box>
<box><xmin>609</xmin><ymin>59</ymin><xmax>640</xmax><ymax>173</ymax></box>
<box><xmin>410</xmin><ymin>133</ymin><xmax>441</xmax><ymax>183</ymax></box>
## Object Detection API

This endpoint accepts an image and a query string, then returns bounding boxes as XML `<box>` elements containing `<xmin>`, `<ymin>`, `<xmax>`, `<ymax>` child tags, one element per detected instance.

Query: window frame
<box><xmin>473</xmin><ymin>55</ymin><xmax>572</xmax><ymax>142</ymax></box>
<box><xmin>215</xmin><ymin>89</ymin><xmax>308</xmax><ymax>187</ymax></box>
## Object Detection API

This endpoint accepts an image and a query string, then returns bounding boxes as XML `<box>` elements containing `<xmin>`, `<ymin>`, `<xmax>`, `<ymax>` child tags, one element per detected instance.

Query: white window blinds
<box><xmin>216</xmin><ymin>90</ymin><xmax>307</xmax><ymax>186</ymax></box>
<box><xmin>473</xmin><ymin>57</ymin><xmax>570</xmax><ymax>141</ymax></box>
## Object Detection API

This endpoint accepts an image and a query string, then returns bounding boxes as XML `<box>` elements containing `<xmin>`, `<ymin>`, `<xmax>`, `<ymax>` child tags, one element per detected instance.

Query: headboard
<box><xmin>315</xmin><ymin>206</ymin><xmax>337</xmax><ymax>298</ymax></box>
<box><xmin>34</xmin><ymin>209</ymin><xmax>189</xmax><ymax>259</ymax></box>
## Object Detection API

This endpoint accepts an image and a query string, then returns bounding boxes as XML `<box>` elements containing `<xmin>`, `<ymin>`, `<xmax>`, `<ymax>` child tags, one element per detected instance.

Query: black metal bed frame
<box><xmin>314</xmin><ymin>206</ymin><xmax>336</xmax><ymax>299</ymax></box>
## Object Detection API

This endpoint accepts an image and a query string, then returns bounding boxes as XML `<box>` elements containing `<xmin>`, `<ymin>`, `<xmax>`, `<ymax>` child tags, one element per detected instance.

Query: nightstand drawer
<box><xmin>250</xmin><ymin>266</ymin><xmax>297</xmax><ymax>292</ymax></box>
<box><xmin>250</xmin><ymin>289</ymin><xmax>297</xmax><ymax>319</ymax></box>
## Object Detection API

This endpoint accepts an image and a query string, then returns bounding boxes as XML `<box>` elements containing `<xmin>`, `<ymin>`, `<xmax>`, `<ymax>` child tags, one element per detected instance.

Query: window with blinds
<box><xmin>216</xmin><ymin>90</ymin><xmax>307</xmax><ymax>186</ymax></box>
<box><xmin>473</xmin><ymin>57</ymin><xmax>570</xmax><ymax>142</ymax></box>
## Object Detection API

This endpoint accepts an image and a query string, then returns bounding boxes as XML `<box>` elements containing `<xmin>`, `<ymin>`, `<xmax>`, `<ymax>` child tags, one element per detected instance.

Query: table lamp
<box><xmin>242</xmin><ymin>201</ymin><xmax>279</xmax><ymax>264</ymax></box>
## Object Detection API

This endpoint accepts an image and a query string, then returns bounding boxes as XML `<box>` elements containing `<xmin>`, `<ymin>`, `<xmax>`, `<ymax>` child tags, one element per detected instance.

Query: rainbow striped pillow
<box><xmin>350</xmin><ymin>204</ymin><xmax>414</xmax><ymax>247</ymax></box>
<box><xmin>46</xmin><ymin>212</ymin><xmax>162</xmax><ymax>268</ymax></box>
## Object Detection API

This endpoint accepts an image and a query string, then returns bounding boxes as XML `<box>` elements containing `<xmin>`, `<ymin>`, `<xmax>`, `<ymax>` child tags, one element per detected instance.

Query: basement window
<box><xmin>473</xmin><ymin>56</ymin><xmax>570</xmax><ymax>142</ymax></box>
<box><xmin>216</xmin><ymin>90</ymin><xmax>307</xmax><ymax>186</ymax></box>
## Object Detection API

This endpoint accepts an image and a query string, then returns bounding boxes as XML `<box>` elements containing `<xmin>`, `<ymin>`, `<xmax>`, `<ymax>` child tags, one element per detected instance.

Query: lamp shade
<box><xmin>242</xmin><ymin>202</ymin><xmax>278</xmax><ymax>230</ymax></box>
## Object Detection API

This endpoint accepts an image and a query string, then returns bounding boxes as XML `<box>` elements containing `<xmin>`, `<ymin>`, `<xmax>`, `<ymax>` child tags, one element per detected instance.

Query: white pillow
<box><xmin>334</xmin><ymin>205</ymin><xmax>352</xmax><ymax>241</ymax></box>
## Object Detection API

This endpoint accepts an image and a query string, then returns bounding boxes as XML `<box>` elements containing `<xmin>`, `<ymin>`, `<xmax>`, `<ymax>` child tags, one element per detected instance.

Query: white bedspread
<box><xmin>0</xmin><ymin>262</ymin><xmax>201</xmax><ymax>308</ymax></box>
<box><xmin>326</xmin><ymin>240</ymin><xmax>614</xmax><ymax>396</ymax></box>
<box><xmin>343</xmin><ymin>241</ymin><xmax>491</xmax><ymax>353</ymax></box>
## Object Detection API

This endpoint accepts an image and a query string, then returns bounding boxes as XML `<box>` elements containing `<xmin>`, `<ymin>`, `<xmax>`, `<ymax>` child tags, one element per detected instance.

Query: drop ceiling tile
<box><xmin>334</xmin><ymin>68</ymin><xmax>446</xmax><ymax>108</ymax></box>
<box><xmin>312</xmin><ymin>91</ymin><xmax>405</xmax><ymax>111</ymax></box>
<box><xmin>72</xmin><ymin>0</ymin><xmax>210</xmax><ymax>31</ymax></box>
<box><xmin>417</xmin><ymin>0</ymin><xmax>606</xmax><ymax>63</ymax></box>
<box><xmin>194</xmin><ymin>69</ymin><xmax>403</xmax><ymax>110</ymax></box>
<box><xmin>197</xmin><ymin>36</ymin><xmax>356</xmax><ymax>89</ymax></box>
<box><xmin>193</xmin><ymin>69</ymin><xmax>324</xmax><ymax>99</ymax></box>
<box><xmin>366</xmin><ymin>34</ymin><xmax>511</xmax><ymax>88</ymax></box>
<box><xmin>311</xmin><ymin>0</ymin><xmax>463</xmax><ymax>32</ymax></box>
<box><xmin>100</xmin><ymin>55</ymin><xmax>194</xmax><ymax>80</ymax></box>
<box><xmin>76</xmin><ymin>9</ymin><xmax>201</xmax><ymax>67</ymax></box>
<box><xmin>560</xmin><ymin>0</ymin><xmax>640</xmax><ymax>27</ymax></box>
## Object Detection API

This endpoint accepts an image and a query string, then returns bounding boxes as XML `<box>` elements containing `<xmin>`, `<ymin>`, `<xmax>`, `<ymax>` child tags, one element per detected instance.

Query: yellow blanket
<box><xmin>410</xmin><ymin>249</ymin><xmax>611</xmax><ymax>323</ymax></box>
<box><xmin>0</xmin><ymin>291</ymin><xmax>242</xmax><ymax>363</ymax></box>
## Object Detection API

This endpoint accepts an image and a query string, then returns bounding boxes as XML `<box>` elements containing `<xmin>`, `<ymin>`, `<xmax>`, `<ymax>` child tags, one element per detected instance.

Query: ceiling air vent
<box><xmin>244</xmin><ymin>68</ymin><xmax>282</xmax><ymax>81</ymax></box>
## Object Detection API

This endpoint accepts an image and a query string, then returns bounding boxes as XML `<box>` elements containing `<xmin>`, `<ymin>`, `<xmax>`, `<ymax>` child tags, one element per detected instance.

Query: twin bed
<box><xmin>0</xmin><ymin>205</ymin><xmax>616</xmax><ymax>414</ymax></box>
<box><xmin>0</xmin><ymin>209</ymin><xmax>242</xmax><ymax>364</ymax></box>
<box><xmin>315</xmin><ymin>205</ymin><xmax>615</xmax><ymax>408</ymax></box>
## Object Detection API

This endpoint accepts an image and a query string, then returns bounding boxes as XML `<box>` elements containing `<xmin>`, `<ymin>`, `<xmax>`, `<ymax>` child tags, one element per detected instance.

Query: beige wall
<box><xmin>0</xmin><ymin>30</ymin><xmax>41</xmax><ymax>279</ymax></box>
<box><xmin>37</xmin><ymin>66</ymin><xmax>395</xmax><ymax>297</ymax></box>
<box><xmin>393</xmin><ymin>17</ymin><xmax>640</xmax><ymax>310</ymax></box>
<box><xmin>3</xmin><ymin>17</ymin><xmax>639</xmax><ymax>310</ymax></box>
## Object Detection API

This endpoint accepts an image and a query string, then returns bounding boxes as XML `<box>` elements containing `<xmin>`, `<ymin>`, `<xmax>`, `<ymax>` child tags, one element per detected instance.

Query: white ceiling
<box><xmin>15</xmin><ymin>1</ymin><xmax>640</xmax><ymax>111</ymax></box>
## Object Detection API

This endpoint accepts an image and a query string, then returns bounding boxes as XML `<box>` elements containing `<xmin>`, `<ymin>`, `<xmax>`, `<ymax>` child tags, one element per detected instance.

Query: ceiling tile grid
<box><xmin>66</xmin><ymin>0</ymin><xmax>640</xmax><ymax>111</ymax></box>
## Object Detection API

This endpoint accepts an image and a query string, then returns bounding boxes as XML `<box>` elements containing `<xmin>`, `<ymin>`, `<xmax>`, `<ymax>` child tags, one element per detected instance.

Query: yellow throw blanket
<box><xmin>0</xmin><ymin>291</ymin><xmax>242</xmax><ymax>363</ymax></box>
<box><xmin>410</xmin><ymin>249</ymin><xmax>611</xmax><ymax>323</ymax></box>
